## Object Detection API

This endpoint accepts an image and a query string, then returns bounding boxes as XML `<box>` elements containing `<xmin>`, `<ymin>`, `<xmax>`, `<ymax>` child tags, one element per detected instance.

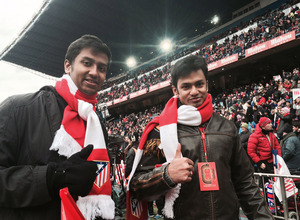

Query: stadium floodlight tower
<box><xmin>126</xmin><ymin>56</ymin><xmax>137</xmax><ymax>68</ymax></box>
<box><xmin>160</xmin><ymin>38</ymin><xmax>173</xmax><ymax>53</ymax></box>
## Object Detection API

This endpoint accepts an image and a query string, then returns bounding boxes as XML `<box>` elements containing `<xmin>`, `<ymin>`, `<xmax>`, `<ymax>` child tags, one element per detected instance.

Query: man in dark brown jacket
<box><xmin>128</xmin><ymin>55</ymin><xmax>273</xmax><ymax>219</ymax></box>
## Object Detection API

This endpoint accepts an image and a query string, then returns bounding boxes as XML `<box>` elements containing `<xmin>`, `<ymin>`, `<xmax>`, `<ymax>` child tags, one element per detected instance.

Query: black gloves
<box><xmin>47</xmin><ymin>145</ymin><xmax>98</xmax><ymax>197</ymax></box>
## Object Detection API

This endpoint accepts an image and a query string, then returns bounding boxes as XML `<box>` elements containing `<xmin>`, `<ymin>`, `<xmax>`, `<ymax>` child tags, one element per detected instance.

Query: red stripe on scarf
<box><xmin>138</xmin><ymin>117</ymin><xmax>159</xmax><ymax>150</ymax></box>
<box><xmin>197</xmin><ymin>93</ymin><xmax>213</xmax><ymax>124</ymax></box>
<box><xmin>159</xmin><ymin>98</ymin><xmax>178</xmax><ymax>126</ymax></box>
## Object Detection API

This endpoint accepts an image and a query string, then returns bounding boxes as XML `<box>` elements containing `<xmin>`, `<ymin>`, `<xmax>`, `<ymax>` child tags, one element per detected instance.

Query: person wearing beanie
<box><xmin>248</xmin><ymin>117</ymin><xmax>281</xmax><ymax>174</ymax></box>
<box><xmin>239</xmin><ymin>123</ymin><xmax>252</xmax><ymax>164</ymax></box>
<box><xmin>276</xmin><ymin>106</ymin><xmax>292</xmax><ymax>140</ymax></box>
<box><xmin>280</xmin><ymin>125</ymin><xmax>300</xmax><ymax>171</ymax></box>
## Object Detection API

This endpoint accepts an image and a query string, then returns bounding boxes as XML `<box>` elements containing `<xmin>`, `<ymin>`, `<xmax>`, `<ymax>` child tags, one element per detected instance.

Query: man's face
<box><xmin>64</xmin><ymin>48</ymin><xmax>108</xmax><ymax>95</ymax></box>
<box><xmin>172</xmin><ymin>69</ymin><xmax>208</xmax><ymax>108</ymax></box>
<box><xmin>293</xmin><ymin>126</ymin><xmax>298</xmax><ymax>133</ymax></box>
<box><xmin>241</xmin><ymin>127</ymin><xmax>248</xmax><ymax>132</ymax></box>
<box><xmin>124</xmin><ymin>136</ymin><xmax>130</xmax><ymax>143</ymax></box>
<box><xmin>262</xmin><ymin>122</ymin><xmax>273</xmax><ymax>131</ymax></box>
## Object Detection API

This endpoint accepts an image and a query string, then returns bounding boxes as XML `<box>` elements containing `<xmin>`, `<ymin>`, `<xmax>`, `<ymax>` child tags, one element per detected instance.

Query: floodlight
<box><xmin>160</xmin><ymin>39</ymin><xmax>172</xmax><ymax>52</ymax></box>
<box><xmin>211</xmin><ymin>15</ymin><xmax>219</xmax><ymax>25</ymax></box>
<box><xmin>126</xmin><ymin>57</ymin><xmax>137</xmax><ymax>68</ymax></box>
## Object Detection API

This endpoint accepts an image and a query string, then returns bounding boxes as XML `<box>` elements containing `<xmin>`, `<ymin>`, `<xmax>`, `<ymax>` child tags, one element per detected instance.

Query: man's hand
<box><xmin>260</xmin><ymin>163</ymin><xmax>266</xmax><ymax>169</ymax></box>
<box><xmin>167</xmin><ymin>143</ymin><xmax>194</xmax><ymax>183</ymax></box>
<box><xmin>47</xmin><ymin>145</ymin><xmax>98</xmax><ymax>197</ymax></box>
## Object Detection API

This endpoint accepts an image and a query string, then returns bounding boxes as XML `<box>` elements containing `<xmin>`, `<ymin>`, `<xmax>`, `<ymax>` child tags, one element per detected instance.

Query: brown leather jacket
<box><xmin>130</xmin><ymin>112</ymin><xmax>273</xmax><ymax>220</ymax></box>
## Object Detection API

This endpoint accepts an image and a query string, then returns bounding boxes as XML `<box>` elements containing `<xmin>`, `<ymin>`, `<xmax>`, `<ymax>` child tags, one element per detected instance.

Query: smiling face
<box><xmin>64</xmin><ymin>47</ymin><xmax>108</xmax><ymax>95</ymax></box>
<box><xmin>172</xmin><ymin>69</ymin><xmax>208</xmax><ymax>108</ymax></box>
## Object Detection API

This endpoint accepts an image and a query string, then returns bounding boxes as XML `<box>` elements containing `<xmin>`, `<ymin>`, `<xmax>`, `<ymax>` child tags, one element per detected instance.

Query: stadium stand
<box><xmin>106</xmin><ymin>66</ymin><xmax>300</xmax><ymax>138</ymax></box>
<box><xmin>98</xmin><ymin>0</ymin><xmax>300</xmax><ymax>110</ymax></box>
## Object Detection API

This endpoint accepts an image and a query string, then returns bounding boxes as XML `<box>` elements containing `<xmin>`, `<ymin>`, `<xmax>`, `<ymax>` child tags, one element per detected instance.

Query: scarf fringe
<box><xmin>50</xmin><ymin>125</ymin><xmax>82</xmax><ymax>158</ymax></box>
<box><xmin>77</xmin><ymin>195</ymin><xmax>115</xmax><ymax>220</ymax></box>
<box><xmin>162</xmin><ymin>184</ymin><xmax>181</xmax><ymax>219</ymax></box>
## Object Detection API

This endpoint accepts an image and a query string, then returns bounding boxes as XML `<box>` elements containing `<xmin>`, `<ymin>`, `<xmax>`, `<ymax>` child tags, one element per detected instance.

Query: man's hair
<box><xmin>171</xmin><ymin>55</ymin><xmax>208</xmax><ymax>88</ymax></box>
<box><xmin>65</xmin><ymin>34</ymin><xmax>112</xmax><ymax>68</ymax></box>
<box><xmin>292</xmin><ymin>120</ymin><xmax>300</xmax><ymax>128</ymax></box>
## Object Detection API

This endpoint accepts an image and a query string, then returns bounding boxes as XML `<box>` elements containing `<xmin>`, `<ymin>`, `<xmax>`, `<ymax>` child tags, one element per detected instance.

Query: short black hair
<box><xmin>292</xmin><ymin>120</ymin><xmax>300</xmax><ymax>127</ymax></box>
<box><xmin>171</xmin><ymin>55</ymin><xmax>208</xmax><ymax>88</ymax></box>
<box><xmin>65</xmin><ymin>34</ymin><xmax>112</xmax><ymax>68</ymax></box>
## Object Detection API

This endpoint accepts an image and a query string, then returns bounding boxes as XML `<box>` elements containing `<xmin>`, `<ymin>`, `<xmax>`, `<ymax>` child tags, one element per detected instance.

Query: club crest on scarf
<box><xmin>94</xmin><ymin>161</ymin><xmax>110</xmax><ymax>189</ymax></box>
<box><xmin>130</xmin><ymin>198</ymin><xmax>143</xmax><ymax>218</ymax></box>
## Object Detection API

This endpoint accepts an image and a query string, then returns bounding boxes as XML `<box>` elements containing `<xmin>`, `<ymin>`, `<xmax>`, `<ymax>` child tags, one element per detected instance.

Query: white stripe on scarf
<box><xmin>128</xmin><ymin>100</ymin><xmax>202</xmax><ymax>219</ymax></box>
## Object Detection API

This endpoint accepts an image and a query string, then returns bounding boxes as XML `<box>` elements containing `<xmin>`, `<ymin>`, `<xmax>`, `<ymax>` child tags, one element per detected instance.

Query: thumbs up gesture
<box><xmin>167</xmin><ymin>143</ymin><xmax>194</xmax><ymax>183</ymax></box>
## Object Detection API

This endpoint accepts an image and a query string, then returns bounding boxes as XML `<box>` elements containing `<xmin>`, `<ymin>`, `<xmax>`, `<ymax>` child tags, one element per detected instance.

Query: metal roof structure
<box><xmin>0</xmin><ymin>0</ymin><xmax>255</xmax><ymax>78</ymax></box>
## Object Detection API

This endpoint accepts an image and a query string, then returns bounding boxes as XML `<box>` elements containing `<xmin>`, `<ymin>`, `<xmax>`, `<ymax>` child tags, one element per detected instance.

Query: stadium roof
<box><xmin>0</xmin><ymin>0</ymin><xmax>255</xmax><ymax>78</ymax></box>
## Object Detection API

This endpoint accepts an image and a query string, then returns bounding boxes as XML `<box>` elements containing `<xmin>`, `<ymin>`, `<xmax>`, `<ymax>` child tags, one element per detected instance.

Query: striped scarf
<box><xmin>50</xmin><ymin>74</ymin><xmax>114</xmax><ymax>220</ymax></box>
<box><xmin>127</xmin><ymin>94</ymin><xmax>213</xmax><ymax>219</ymax></box>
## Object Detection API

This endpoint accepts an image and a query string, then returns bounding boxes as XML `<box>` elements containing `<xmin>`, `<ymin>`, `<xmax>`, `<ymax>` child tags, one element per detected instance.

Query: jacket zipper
<box><xmin>199</xmin><ymin>127</ymin><xmax>215</xmax><ymax>220</ymax></box>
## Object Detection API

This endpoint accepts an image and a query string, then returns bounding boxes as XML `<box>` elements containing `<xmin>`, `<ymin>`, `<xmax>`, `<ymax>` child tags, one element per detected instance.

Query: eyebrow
<box><xmin>82</xmin><ymin>56</ymin><xmax>108</xmax><ymax>67</ymax></box>
<box><xmin>181</xmin><ymin>80</ymin><xmax>204</xmax><ymax>85</ymax></box>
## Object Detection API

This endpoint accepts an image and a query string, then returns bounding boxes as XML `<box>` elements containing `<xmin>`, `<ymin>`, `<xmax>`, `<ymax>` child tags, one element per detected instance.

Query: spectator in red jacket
<box><xmin>248</xmin><ymin>117</ymin><xmax>281</xmax><ymax>174</ymax></box>
<box><xmin>256</xmin><ymin>93</ymin><xmax>266</xmax><ymax>107</ymax></box>
<box><xmin>283</xmin><ymin>78</ymin><xmax>292</xmax><ymax>92</ymax></box>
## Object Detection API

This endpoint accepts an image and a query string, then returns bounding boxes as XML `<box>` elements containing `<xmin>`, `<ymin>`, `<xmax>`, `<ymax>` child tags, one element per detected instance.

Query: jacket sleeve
<box><xmin>282</xmin><ymin>138</ymin><xmax>296</xmax><ymax>162</ymax></box>
<box><xmin>247</xmin><ymin>133</ymin><xmax>261</xmax><ymax>164</ymax></box>
<box><xmin>130</xmin><ymin>130</ymin><xmax>176</xmax><ymax>201</ymax></box>
<box><xmin>273</xmin><ymin>134</ymin><xmax>282</xmax><ymax>156</ymax></box>
<box><xmin>276</xmin><ymin>112</ymin><xmax>292</xmax><ymax>121</ymax></box>
<box><xmin>232</xmin><ymin>133</ymin><xmax>274</xmax><ymax>219</ymax></box>
<box><xmin>125</xmin><ymin>148</ymin><xmax>135</xmax><ymax>178</ymax></box>
<box><xmin>0</xmin><ymin>97</ymin><xmax>51</xmax><ymax>208</ymax></box>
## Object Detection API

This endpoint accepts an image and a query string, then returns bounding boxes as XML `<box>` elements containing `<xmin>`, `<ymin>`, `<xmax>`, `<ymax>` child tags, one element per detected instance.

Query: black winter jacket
<box><xmin>130</xmin><ymin>112</ymin><xmax>273</xmax><ymax>220</ymax></box>
<box><xmin>276</xmin><ymin>112</ymin><xmax>292</xmax><ymax>139</ymax></box>
<box><xmin>0</xmin><ymin>86</ymin><xmax>108</xmax><ymax>220</ymax></box>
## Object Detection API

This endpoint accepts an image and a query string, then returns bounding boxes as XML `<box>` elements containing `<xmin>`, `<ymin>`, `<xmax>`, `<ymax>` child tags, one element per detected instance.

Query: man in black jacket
<box><xmin>240</xmin><ymin>123</ymin><xmax>251</xmax><ymax>152</ymax></box>
<box><xmin>276</xmin><ymin>106</ymin><xmax>293</xmax><ymax>140</ymax></box>
<box><xmin>128</xmin><ymin>55</ymin><xmax>273</xmax><ymax>219</ymax></box>
<box><xmin>0</xmin><ymin>35</ymin><xmax>114</xmax><ymax>220</ymax></box>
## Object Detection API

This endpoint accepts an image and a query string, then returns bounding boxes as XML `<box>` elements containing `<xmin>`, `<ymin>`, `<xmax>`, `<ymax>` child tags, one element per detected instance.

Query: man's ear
<box><xmin>172</xmin><ymin>85</ymin><xmax>179</xmax><ymax>96</ymax></box>
<box><xmin>64</xmin><ymin>59</ymin><xmax>71</xmax><ymax>74</ymax></box>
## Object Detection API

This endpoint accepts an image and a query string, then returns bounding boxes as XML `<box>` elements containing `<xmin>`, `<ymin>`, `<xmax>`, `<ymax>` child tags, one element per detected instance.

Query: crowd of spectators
<box><xmin>202</xmin><ymin>2</ymin><xmax>300</xmax><ymax>63</ymax></box>
<box><xmin>213</xmin><ymin>67</ymin><xmax>300</xmax><ymax>128</ymax></box>
<box><xmin>98</xmin><ymin>0</ymin><xmax>300</xmax><ymax>104</ymax></box>
<box><xmin>98</xmin><ymin>65</ymin><xmax>171</xmax><ymax>103</ymax></box>
<box><xmin>105</xmin><ymin>104</ymin><xmax>164</xmax><ymax>139</ymax></box>
<box><xmin>105</xmin><ymin>66</ymin><xmax>300</xmax><ymax>139</ymax></box>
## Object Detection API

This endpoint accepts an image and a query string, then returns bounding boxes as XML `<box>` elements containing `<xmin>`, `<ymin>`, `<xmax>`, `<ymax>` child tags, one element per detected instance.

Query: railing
<box><xmin>254</xmin><ymin>172</ymin><xmax>300</xmax><ymax>220</ymax></box>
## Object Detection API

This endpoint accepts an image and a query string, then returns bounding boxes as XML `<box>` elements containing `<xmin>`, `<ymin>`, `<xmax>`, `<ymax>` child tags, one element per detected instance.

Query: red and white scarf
<box><xmin>127</xmin><ymin>94</ymin><xmax>213</xmax><ymax>219</ymax></box>
<box><xmin>50</xmin><ymin>74</ymin><xmax>114</xmax><ymax>220</ymax></box>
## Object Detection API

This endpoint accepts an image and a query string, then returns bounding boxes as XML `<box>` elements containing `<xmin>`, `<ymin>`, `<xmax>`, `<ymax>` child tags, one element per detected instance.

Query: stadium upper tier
<box><xmin>97</xmin><ymin>2</ymin><xmax>300</xmax><ymax>107</ymax></box>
